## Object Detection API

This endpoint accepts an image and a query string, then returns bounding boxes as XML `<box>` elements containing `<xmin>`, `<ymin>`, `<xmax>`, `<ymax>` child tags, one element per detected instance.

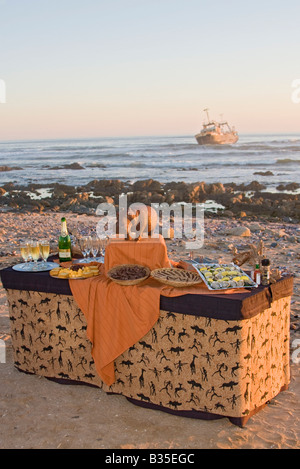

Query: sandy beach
<box><xmin>1</xmin><ymin>0</ymin><xmax>300</xmax><ymax>451</ymax></box>
<box><xmin>0</xmin><ymin>211</ymin><xmax>299</xmax><ymax>450</ymax></box>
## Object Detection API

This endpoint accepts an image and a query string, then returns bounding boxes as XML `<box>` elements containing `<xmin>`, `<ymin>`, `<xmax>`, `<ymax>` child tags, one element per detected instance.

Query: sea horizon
<box><xmin>1</xmin><ymin>131</ymin><xmax>300</xmax><ymax>145</ymax></box>
<box><xmin>0</xmin><ymin>133</ymin><xmax>299</xmax><ymax>192</ymax></box>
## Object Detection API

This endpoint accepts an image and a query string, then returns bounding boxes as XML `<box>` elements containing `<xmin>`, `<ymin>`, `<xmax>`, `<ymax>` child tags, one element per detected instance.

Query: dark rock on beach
<box><xmin>276</xmin><ymin>182</ymin><xmax>300</xmax><ymax>192</ymax></box>
<box><xmin>51</xmin><ymin>162</ymin><xmax>85</xmax><ymax>170</ymax></box>
<box><xmin>85</xmin><ymin>179</ymin><xmax>126</xmax><ymax>196</ymax></box>
<box><xmin>0</xmin><ymin>165</ymin><xmax>22</xmax><ymax>172</ymax></box>
<box><xmin>253</xmin><ymin>171</ymin><xmax>274</xmax><ymax>176</ymax></box>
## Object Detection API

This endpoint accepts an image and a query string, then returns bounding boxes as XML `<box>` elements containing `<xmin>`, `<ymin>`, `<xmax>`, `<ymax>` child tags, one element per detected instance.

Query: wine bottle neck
<box><xmin>61</xmin><ymin>220</ymin><xmax>68</xmax><ymax>236</ymax></box>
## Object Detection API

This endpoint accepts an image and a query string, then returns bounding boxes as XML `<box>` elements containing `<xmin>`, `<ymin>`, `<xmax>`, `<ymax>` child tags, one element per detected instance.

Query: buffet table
<box><xmin>0</xmin><ymin>257</ymin><xmax>293</xmax><ymax>427</ymax></box>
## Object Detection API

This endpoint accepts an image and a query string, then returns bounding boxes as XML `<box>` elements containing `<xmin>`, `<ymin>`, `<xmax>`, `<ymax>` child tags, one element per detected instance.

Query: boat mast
<box><xmin>203</xmin><ymin>108</ymin><xmax>210</xmax><ymax>124</ymax></box>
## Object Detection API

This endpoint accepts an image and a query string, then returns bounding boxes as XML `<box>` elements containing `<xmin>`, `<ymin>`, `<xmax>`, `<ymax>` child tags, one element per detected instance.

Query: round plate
<box><xmin>12</xmin><ymin>262</ymin><xmax>59</xmax><ymax>273</ymax></box>
<box><xmin>73</xmin><ymin>257</ymin><xmax>104</xmax><ymax>264</ymax></box>
<box><xmin>151</xmin><ymin>268</ymin><xmax>202</xmax><ymax>287</ymax></box>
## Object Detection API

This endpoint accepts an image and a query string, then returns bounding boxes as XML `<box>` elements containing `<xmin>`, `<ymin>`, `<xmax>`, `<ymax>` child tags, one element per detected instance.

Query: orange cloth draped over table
<box><xmin>103</xmin><ymin>234</ymin><xmax>171</xmax><ymax>273</ymax></box>
<box><xmin>69</xmin><ymin>236</ymin><xmax>247</xmax><ymax>386</ymax></box>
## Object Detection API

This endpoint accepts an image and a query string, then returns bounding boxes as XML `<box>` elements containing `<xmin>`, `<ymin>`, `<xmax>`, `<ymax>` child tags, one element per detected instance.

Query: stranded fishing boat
<box><xmin>195</xmin><ymin>108</ymin><xmax>238</xmax><ymax>145</ymax></box>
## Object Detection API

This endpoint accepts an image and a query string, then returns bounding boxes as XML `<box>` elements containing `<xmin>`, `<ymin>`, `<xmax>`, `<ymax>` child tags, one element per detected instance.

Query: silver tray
<box><xmin>73</xmin><ymin>257</ymin><xmax>104</xmax><ymax>264</ymax></box>
<box><xmin>12</xmin><ymin>262</ymin><xmax>59</xmax><ymax>272</ymax></box>
<box><xmin>192</xmin><ymin>262</ymin><xmax>258</xmax><ymax>291</ymax></box>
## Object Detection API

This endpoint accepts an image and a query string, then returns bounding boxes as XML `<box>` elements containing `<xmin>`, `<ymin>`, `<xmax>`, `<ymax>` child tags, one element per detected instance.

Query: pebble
<box><xmin>227</xmin><ymin>227</ymin><xmax>251</xmax><ymax>237</ymax></box>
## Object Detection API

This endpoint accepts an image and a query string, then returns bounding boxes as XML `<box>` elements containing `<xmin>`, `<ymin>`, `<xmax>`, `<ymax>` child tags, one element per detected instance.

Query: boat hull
<box><xmin>195</xmin><ymin>132</ymin><xmax>238</xmax><ymax>145</ymax></box>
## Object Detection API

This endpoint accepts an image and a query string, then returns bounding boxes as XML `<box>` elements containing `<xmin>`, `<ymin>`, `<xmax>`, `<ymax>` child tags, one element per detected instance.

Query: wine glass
<box><xmin>99</xmin><ymin>234</ymin><xmax>108</xmax><ymax>257</ymax></box>
<box><xmin>20</xmin><ymin>241</ymin><xmax>31</xmax><ymax>270</ymax></box>
<box><xmin>29</xmin><ymin>240</ymin><xmax>40</xmax><ymax>270</ymax></box>
<box><xmin>184</xmin><ymin>227</ymin><xmax>197</xmax><ymax>262</ymax></box>
<box><xmin>91</xmin><ymin>236</ymin><xmax>100</xmax><ymax>259</ymax></box>
<box><xmin>78</xmin><ymin>237</ymin><xmax>87</xmax><ymax>260</ymax></box>
<box><xmin>84</xmin><ymin>236</ymin><xmax>92</xmax><ymax>259</ymax></box>
<box><xmin>79</xmin><ymin>236</ymin><xmax>92</xmax><ymax>262</ymax></box>
<box><xmin>39</xmin><ymin>239</ymin><xmax>50</xmax><ymax>266</ymax></box>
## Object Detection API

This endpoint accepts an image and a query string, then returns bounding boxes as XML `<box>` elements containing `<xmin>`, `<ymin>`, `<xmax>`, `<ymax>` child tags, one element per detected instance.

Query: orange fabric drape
<box><xmin>69</xmin><ymin>237</ymin><xmax>247</xmax><ymax>386</ymax></box>
<box><xmin>69</xmin><ymin>272</ymin><xmax>222</xmax><ymax>386</ymax></box>
<box><xmin>103</xmin><ymin>235</ymin><xmax>171</xmax><ymax>273</ymax></box>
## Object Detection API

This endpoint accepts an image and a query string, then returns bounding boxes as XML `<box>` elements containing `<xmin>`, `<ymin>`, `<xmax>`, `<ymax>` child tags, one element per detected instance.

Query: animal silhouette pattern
<box><xmin>6</xmin><ymin>288</ymin><xmax>290</xmax><ymax>419</ymax></box>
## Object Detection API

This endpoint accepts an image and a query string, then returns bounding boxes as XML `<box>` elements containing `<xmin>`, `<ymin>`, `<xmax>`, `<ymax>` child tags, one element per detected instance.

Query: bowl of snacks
<box><xmin>107</xmin><ymin>264</ymin><xmax>150</xmax><ymax>286</ymax></box>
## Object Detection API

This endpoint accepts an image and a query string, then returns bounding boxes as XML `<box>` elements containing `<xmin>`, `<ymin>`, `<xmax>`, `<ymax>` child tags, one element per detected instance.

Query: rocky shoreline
<box><xmin>0</xmin><ymin>178</ymin><xmax>299</xmax><ymax>221</ymax></box>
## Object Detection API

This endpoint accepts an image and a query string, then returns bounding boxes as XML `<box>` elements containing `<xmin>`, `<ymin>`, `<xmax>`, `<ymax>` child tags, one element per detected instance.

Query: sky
<box><xmin>0</xmin><ymin>0</ymin><xmax>300</xmax><ymax>141</ymax></box>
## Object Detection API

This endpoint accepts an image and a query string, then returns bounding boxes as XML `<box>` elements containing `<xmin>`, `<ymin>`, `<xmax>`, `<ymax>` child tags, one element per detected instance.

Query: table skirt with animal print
<box><xmin>6</xmin><ymin>289</ymin><xmax>290</xmax><ymax>424</ymax></box>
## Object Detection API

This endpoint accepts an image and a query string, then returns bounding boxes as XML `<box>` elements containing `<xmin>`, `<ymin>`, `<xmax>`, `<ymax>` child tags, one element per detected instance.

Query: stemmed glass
<box><xmin>79</xmin><ymin>236</ymin><xmax>92</xmax><ymax>262</ymax></box>
<box><xmin>20</xmin><ymin>241</ymin><xmax>31</xmax><ymax>270</ymax></box>
<box><xmin>39</xmin><ymin>239</ymin><xmax>50</xmax><ymax>266</ymax></box>
<box><xmin>184</xmin><ymin>227</ymin><xmax>197</xmax><ymax>262</ymax></box>
<box><xmin>91</xmin><ymin>236</ymin><xmax>100</xmax><ymax>259</ymax></box>
<box><xmin>29</xmin><ymin>240</ymin><xmax>40</xmax><ymax>270</ymax></box>
<box><xmin>99</xmin><ymin>234</ymin><xmax>108</xmax><ymax>257</ymax></box>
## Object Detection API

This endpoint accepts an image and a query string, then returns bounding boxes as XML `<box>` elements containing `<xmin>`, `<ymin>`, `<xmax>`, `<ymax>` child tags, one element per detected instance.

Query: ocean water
<box><xmin>0</xmin><ymin>134</ymin><xmax>299</xmax><ymax>189</ymax></box>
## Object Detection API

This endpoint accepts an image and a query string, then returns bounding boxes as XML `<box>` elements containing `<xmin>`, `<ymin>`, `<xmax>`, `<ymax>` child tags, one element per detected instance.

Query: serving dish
<box><xmin>151</xmin><ymin>267</ymin><xmax>202</xmax><ymax>287</ymax></box>
<box><xmin>192</xmin><ymin>263</ymin><xmax>258</xmax><ymax>290</ymax></box>
<box><xmin>107</xmin><ymin>264</ymin><xmax>150</xmax><ymax>286</ymax></box>
<box><xmin>50</xmin><ymin>264</ymin><xmax>101</xmax><ymax>280</ymax></box>
<box><xmin>12</xmin><ymin>262</ymin><xmax>58</xmax><ymax>273</ymax></box>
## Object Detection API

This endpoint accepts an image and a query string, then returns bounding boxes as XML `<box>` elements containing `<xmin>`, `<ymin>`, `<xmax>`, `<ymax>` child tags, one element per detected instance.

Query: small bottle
<box><xmin>253</xmin><ymin>263</ymin><xmax>261</xmax><ymax>285</ymax></box>
<box><xmin>58</xmin><ymin>217</ymin><xmax>72</xmax><ymax>262</ymax></box>
<box><xmin>261</xmin><ymin>258</ymin><xmax>270</xmax><ymax>286</ymax></box>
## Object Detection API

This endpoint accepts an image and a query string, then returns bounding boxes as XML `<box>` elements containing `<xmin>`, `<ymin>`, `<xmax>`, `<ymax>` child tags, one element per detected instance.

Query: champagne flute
<box><xmin>39</xmin><ymin>239</ymin><xmax>50</xmax><ymax>266</ymax></box>
<box><xmin>83</xmin><ymin>236</ymin><xmax>92</xmax><ymax>260</ymax></box>
<box><xmin>91</xmin><ymin>236</ymin><xmax>100</xmax><ymax>259</ymax></box>
<box><xmin>20</xmin><ymin>241</ymin><xmax>31</xmax><ymax>270</ymax></box>
<box><xmin>99</xmin><ymin>234</ymin><xmax>108</xmax><ymax>257</ymax></box>
<box><xmin>184</xmin><ymin>227</ymin><xmax>197</xmax><ymax>262</ymax></box>
<box><xmin>79</xmin><ymin>237</ymin><xmax>87</xmax><ymax>260</ymax></box>
<box><xmin>79</xmin><ymin>236</ymin><xmax>91</xmax><ymax>262</ymax></box>
<box><xmin>29</xmin><ymin>240</ymin><xmax>40</xmax><ymax>270</ymax></box>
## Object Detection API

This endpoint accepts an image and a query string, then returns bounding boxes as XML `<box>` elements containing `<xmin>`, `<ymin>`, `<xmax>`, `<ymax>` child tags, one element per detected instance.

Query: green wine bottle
<box><xmin>58</xmin><ymin>217</ymin><xmax>72</xmax><ymax>262</ymax></box>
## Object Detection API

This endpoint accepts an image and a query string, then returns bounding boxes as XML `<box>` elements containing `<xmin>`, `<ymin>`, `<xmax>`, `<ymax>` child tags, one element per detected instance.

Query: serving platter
<box><xmin>73</xmin><ymin>257</ymin><xmax>104</xmax><ymax>264</ymax></box>
<box><xmin>192</xmin><ymin>263</ymin><xmax>258</xmax><ymax>291</ymax></box>
<box><xmin>50</xmin><ymin>265</ymin><xmax>101</xmax><ymax>280</ymax></box>
<box><xmin>12</xmin><ymin>262</ymin><xmax>58</xmax><ymax>273</ymax></box>
<box><xmin>107</xmin><ymin>264</ymin><xmax>150</xmax><ymax>286</ymax></box>
<box><xmin>151</xmin><ymin>267</ymin><xmax>202</xmax><ymax>287</ymax></box>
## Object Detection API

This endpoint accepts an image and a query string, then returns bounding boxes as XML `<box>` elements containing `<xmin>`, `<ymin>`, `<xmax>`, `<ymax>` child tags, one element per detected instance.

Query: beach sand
<box><xmin>0</xmin><ymin>212</ymin><xmax>299</xmax><ymax>449</ymax></box>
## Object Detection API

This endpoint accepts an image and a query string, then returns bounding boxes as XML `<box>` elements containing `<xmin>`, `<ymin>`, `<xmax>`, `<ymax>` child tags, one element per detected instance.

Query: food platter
<box><xmin>107</xmin><ymin>264</ymin><xmax>150</xmax><ymax>286</ymax></box>
<box><xmin>192</xmin><ymin>263</ymin><xmax>258</xmax><ymax>291</ymax></box>
<box><xmin>151</xmin><ymin>268</ymin><xmax>202</xmax><ymax>287</ymax></box>
<box><xmin>12</xmin><ymin>262</ymin><xmax>59</xmax><ymax>273</ymax></box>
<box><xmin>50</xmin><ymin>264</ymin><xmax>101</xmax><ymax>280</ymax></box>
